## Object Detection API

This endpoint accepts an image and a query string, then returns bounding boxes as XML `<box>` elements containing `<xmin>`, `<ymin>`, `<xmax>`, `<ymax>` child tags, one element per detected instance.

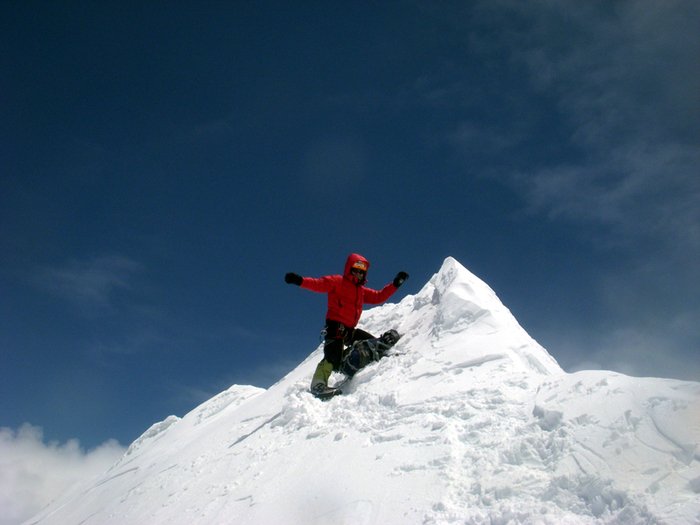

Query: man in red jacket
<box><xmin>285</xmin><ymin>253</ymin><xmax>408</xmax><ymax>395</ymax></box>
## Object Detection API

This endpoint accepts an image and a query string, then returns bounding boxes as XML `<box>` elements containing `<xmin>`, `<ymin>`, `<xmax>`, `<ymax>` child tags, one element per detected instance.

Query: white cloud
<box><xmin>0</xmin><ymin>423</ymin><xmax>125</xmax><ymax>525</ymax></box>
<box><xmin>567</xmin><ymin>327</ymin><xmax>700</xmax><ymax>381</ymax></box>
<box><xmin>417</xmin><ymin>1</ymin><xmax>700</xmax><ymax>253</ymax></box>
<box><xmin>466</xmin><ymin>0</ymin><xmax>700</xmax><ymax>248</ymax></box>
<box><xmin>508</xmin><ymin>143</ymin><xmax>700</xmax><ymax>250</ymax></box>
<box><xmin>427</xmin><ymin>1</ymin><xmax>700</xmax><ymax>382</ymax></box>
<box><xmin>36</xmin><ymin>255</ymin><xmax>143</xmax><ymax>310</ymax></box>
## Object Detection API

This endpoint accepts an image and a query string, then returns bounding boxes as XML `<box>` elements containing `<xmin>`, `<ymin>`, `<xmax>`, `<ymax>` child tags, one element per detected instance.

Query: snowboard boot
<box><xmin>310</xmin><ymin>359</ymin><xmax>334</xmax><ymax>391</ymax></box>
<box><xmin>311</xmin><ymin>383</ymin><xmax>343</xmax><ymax>400</ymax></box>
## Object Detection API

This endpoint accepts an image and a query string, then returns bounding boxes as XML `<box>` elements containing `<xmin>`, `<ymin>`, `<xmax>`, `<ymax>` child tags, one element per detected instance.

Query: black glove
<box><xmin>285</xmin><ymin>272</ymin><xmax>303</xmax><ymax>286</ymax></box>
<box><xmin>393</xmin><ymin>271</ymin><xmax>408</xmax><ymax>288</ymax></box>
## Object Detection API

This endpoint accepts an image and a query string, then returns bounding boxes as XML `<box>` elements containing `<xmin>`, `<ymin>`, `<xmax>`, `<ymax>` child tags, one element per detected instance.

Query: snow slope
<box><xmin>25</xmin><ymin>257</ymin><xmax>700</xmax><ymax>524</ymax></box>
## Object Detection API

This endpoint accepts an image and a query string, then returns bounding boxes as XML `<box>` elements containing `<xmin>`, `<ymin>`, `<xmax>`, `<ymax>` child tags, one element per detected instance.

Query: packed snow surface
<box><xmin>26</xmin><ymin>257</ymin><xmax>700</xmax><ymax>524</ymax></box>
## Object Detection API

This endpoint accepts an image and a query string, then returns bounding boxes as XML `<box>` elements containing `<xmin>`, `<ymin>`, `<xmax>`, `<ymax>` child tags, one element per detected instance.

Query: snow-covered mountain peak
<box><xmin>429</xmin><ymin>256</ymin><xmax>503</xmax><ymax>303</ymax></box>
<box><xmin>406</xmin><ymin>256</ymin><xmax>524</xmax><ymax>339</ymax></box>
<box><xmin>416</xmin><ymin>256</ymin><xmax>497</xmax><ymax>310</ymax></box>
<box><xmin>361</xmin><ymin>256</ymin><xmax>562</xmax><ymax>379</ymax></box>
<box><xmin>25</xmin><ymin>257</ymin><xmax>700</xmax><ymax>525</ymax></box>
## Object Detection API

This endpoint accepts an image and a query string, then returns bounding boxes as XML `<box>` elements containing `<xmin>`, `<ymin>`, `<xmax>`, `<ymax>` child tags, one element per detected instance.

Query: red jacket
<box><xmin>300</xmin><ymin>253</ymin><xmax>397</xmax><ymax>328</ymax></box>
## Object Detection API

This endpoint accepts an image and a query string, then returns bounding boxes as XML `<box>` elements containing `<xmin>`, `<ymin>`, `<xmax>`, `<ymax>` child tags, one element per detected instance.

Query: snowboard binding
<box><xmin>310</xmin><ymin>329</ymin><xmax>401</xmax><ymax>400</ymax></box>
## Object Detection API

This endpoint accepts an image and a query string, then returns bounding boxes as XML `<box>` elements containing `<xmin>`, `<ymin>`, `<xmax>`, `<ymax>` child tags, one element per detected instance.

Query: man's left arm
<box><xmin>364</xmin><ymin>272</ymin><xmax>409</xmax><ymax>304</ymax></box>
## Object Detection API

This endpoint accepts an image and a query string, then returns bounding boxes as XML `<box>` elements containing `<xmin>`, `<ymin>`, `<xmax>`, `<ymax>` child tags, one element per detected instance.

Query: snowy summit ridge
<box><xmin>27</xmin><ymin>257</ymin><xmax>700</xmax><ymax>524</ymax></box>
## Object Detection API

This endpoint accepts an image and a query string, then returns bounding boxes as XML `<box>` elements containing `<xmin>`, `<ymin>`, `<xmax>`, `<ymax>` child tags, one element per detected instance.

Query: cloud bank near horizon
<box><xmin>0</xmin><ymin>423</ymin><xmax>125</xmax><ymax>525</ymax></box>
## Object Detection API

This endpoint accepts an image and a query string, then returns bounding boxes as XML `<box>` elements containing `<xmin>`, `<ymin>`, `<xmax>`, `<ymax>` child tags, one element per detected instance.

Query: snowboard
<box><xmin>310</xmin><ymin>384</ymin><xmax>343</xmax><ymax>401</ymax></box>
<box><xmin>309</xmin><ymin>329</ymin><xmax>401</xmax><ymax>401</ymax></box>
<box><xmin>311</xmin><ymin>376</ymin><xmax>350</xmax><ymax>400</ymax></box>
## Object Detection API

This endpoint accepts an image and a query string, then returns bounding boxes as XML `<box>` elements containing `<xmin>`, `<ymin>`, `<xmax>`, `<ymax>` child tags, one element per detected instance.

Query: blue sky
<box><xmin>2</xmin><ymin>1</ymin><xmax>698</xmax><ymax>452</ymax></box>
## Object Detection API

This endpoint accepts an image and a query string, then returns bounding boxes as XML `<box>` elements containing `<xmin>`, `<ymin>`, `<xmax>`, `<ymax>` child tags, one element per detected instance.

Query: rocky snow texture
<box><xmin>26</xmin><ymin>257</ymin><xmax>700</xmax><ymax>524</ymax></box>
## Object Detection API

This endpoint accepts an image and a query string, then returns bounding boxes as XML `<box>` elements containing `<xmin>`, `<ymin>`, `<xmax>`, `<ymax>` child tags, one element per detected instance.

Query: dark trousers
<box><xmin>323</xmin><ymin>320</ymin><xmax>374</xmax><ymax>369</ymax></box>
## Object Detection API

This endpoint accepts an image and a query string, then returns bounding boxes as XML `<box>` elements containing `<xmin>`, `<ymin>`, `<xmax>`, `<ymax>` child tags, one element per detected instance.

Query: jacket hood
<box><xmin>344</xmin><ymin>253</ymin><xmax>370</xmax><ymax>279</ymax></box>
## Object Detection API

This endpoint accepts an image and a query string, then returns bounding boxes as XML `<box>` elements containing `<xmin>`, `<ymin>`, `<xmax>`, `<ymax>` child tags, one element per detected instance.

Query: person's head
<box><xmin>345</xmin><ymin>254</ymin><xmax>370</xmax><ymax>284</ymax></box>
<box><xmin>350</xmin><ymin>260</ymin><xmax>367</xmax><ymax>282</ymax></box>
